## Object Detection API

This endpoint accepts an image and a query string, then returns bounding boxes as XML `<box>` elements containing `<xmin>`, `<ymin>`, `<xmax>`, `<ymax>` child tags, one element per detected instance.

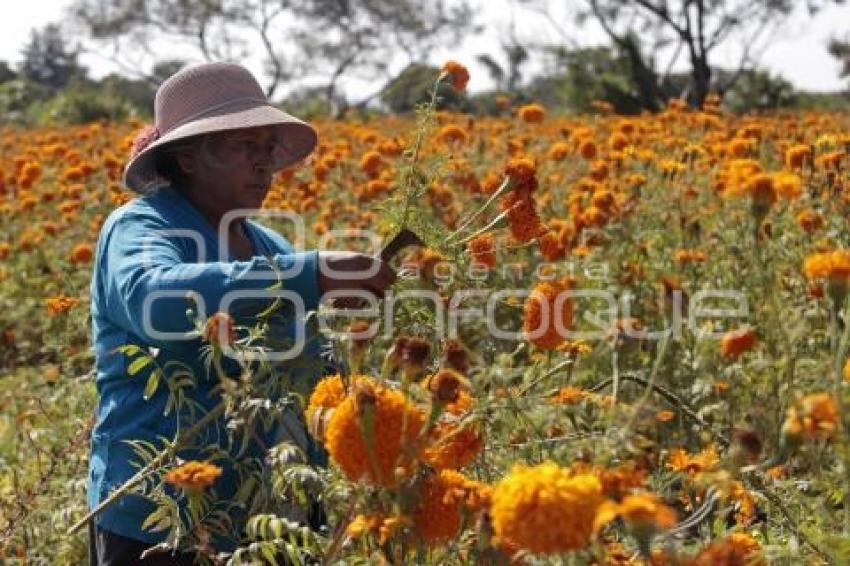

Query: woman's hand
<box><xmin>317</xmin><ymin>251</ymin><xmax>397</xmax><ymax>308</ymax></box>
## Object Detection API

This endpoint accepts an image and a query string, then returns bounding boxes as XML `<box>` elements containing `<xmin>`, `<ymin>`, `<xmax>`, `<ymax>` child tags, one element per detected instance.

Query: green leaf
<box><xmin>143</xmin><ymin>368</ymin><xmax>162</xmax><ymax>400</ymax></box>
<box><xmin>127</xmin><ymin>355</ymin><xmax>153</xmax><ymax>376</ymax></box>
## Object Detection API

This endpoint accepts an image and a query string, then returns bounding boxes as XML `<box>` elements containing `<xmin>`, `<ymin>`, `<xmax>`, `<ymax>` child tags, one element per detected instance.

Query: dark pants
<box><xmin>88</xmin><ymin>522</ymin><xmax>197</xmax><ymax>565</ymax></box>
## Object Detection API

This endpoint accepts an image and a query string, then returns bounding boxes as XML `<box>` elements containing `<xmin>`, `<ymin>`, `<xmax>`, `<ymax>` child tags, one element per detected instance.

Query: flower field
<box><xmin>1</xmin><ymin>67</ymin><xmax>850</xmax><ymax>564</ymax></box>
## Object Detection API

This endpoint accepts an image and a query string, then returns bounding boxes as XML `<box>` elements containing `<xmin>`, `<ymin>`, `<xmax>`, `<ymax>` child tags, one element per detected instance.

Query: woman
<box><xmin>87</xmin><ymin>62</ymin><xmax>395</xmax><ymax>564</ymax></box>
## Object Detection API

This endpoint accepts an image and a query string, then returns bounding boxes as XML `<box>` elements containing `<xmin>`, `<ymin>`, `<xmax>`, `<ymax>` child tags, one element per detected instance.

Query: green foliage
<box><xmin>0</xmin><ymin>79</ymin><xmax>51</xmax><ymax>124</ymax></box>
<box><xmin>37</xmin><ymin>80</ymin><xmax>136</xmax><ymax>124</ymax></box>
<box><xmin>724</xmin><ymin>69</ymin><xmax>800</xmax><ymax>113</ymax></box>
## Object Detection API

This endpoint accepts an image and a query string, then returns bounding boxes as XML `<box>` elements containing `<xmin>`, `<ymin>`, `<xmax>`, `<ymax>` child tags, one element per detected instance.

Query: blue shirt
<box><xmin>87</xmin><ymin>186</ymin><xmax>328</xmax><ymax>548</ymax></box>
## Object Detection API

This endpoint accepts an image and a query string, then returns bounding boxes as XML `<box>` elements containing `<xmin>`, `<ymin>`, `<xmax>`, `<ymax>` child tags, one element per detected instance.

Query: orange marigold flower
<box><xmin>782</xmin><ymin>392</ymin><xmax>840</xmax><ymax>442</ymax></box>
<box><xmin>796</xmin><ymin>208</ymin><xmax>823</xmax><ymax>234</ymax></box>
<box><xmin>504</xmin><ymin>156</ymin><xmax>537</xmax><ymax>188</ymax></box>
<box><xmin>441</xmin><ymin>60</ymin><xmax>470</xmax><ymax>91</ymax></box>
<box><xmin>325</xmin><ymin>378</ymin><xmax>424</xmax><ymax>487</ymax></box>
<box><xmin>69</xmin><ymin>242</ymin><xmax>93</xmax><ymax>264</ymax></box>
<box><xmin>720</xmin><ymin>327</ymin><xmax>756</xmax><ymax>359</ymax></box>
<box><xmin>773</xmin><ymin>171</ymin><xmax>803</xmax><ymax>199</ymax></box>
<box><xmin>422</xmin><ymin>422</ymin><xmax>482</xmax><ymax>470</ymax></box>
<box><xmin>595</xmin><ymin>492</ymin><xmax>677</xmax><ymax>533</ymax></box>
<box><xmin>467</xmin><ymin>234</ymin><xmax>496</xmax><ymax>269</ymax></box>
<box><xmin>490</xmin><ymin>462</ymin><xmax>607</xmax><ymax>555</ymax></box>
<box><xmin>690</xmin><ymin>532</ymin><xmax>765</xmax><ymax>566</ymax></box>
<box><xmin>164</xmin><ymin>460</ymin><xmax>222</xmax><ymax>491</ymax></box>
<box><xmin>578</xmin><ymin>139</ymin><xmax>598</xmax><ymax>160</ymax></box>
<box><xmin>437</xmin><ymin>124</ymin><xmax>468</xmax><ymax>144</ymax></box>
<box><xmin>523</xmin><ymin>278</ymin><xmax>574</xmax><ymax>350</ymax></box>
<box><xmin>548</xmin><ymin>141</ymin><xmax>570</xmax><ymax>161</ymax></box>
<box><xmin>785</xmin><ymin>144</ymin><xmax>811</xmax><ymax>169</ymax></box>
<box><xmin>656</xmin><ymin>410</ymin><xmax>676</xmax><ymax>422</ymax></box>
<box><xmin>45</xmin><ymin>295</ymin><xmax>80</xmax><ymax>316</ymax></box>
<box><xmin>202</xmin><ymin>312</ymin><xmax>236</xmax><ymax>349</ymax></box>
<box><xmin>675</xmin><ymin>248</ymin><xmax>707</xmax><ymax>264</ymax></box>
<box><xmin>0</xmin><ymin>243</ymin><xmax>11</xmax><ymax>261</ymax></box>
<box><xmin>517</xmin><ymin>103</ymin><xmax>546</xmax><ymax>124</ymax></box>
<box><xmin>548</xmin><ymin>386</ymin><xmax>589</xmax><ymax>406</ymax></box>
<box><xmin>666</xmin><ymin>445</ymin><xmax>719</xmax><ymax>475</ymax></box>
<box><xmin>802</xmin><ymin>249</ymin><xmax>850</xmax><ymax>282</ymax></box>
<box><xmin>424</xmin><ymin>368</ymin><xmax>469</xmax><ymax>404</ymax></box>
<box><xmin>359</xmin><ymin>150</ymin><xmax>384</xmax><ymax>176</ymax></box>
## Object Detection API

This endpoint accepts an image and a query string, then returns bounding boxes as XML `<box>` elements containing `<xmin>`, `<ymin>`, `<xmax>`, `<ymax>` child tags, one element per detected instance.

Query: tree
<box><xmin>829</xmin><ymin>37</ymin><xmax>850</xmax><ymax>81</ymax></box>
<box><xmin>533</xmin><ymin>0</ymin><xmax>845</xmax><ymax>108</ymax></box>
<box><xmin>18</xmin><ymin>24</ymin><xmax>87</xmax><ymax>91</ymax></box>
<box><xmin>69</xmin><ymin>0</ymin><xmax>477</xmax><ymax>108</ymax></box>
<box><xmin>0</xmin><ymin>61</ymin><xmax>15</xmax><ymax>84</ymax></box>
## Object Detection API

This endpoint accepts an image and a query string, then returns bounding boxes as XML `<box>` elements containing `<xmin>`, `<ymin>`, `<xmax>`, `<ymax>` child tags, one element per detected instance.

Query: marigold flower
<box><xmin>690</xmin><ymin>532</ymin><xmax>765</xmax><ymax>566</ymax></box>
<box><xmin>164</xmin><ymin>460</ymin><xmax>222</xmax><ymax>491</ymax></box>
<box><xmin>796</xmin><ymin>208</ymin><xmax>823</xmax><ymax>234</ymax></box>
<box><xmin>45</xmin><ymin>295</ymin><xmax>80</xmax><ymax>316</ymax></box>
<box><xmin>548</xmin><ymin>141</ymin><xmax>570</xmax><ymax>161</ymax></box>
<box><xmin>438</xmin><ymin>124</ymin><xmax>468</xmax><ymax>144</ymax></box>
<box><xmin>666</xmin><ymin>445</ymin><xmax>719</xmax><ymax>474</ymax></box>
<box><xmin>578</xmin><ymin>139</ymin><xmax>598</xmax><ymax>160</ymax></box>
<box><xmin>785</xmin><ymin>144</ymin><xmax>812</xmax><ymax>169</ymax></box>
<box><xmin>596</xmin><ymin>492</ymin><xmax>677</xmax><ymax>533</ymax></box>
<box><xmin>424</xmin><ymin>368</ymin><xmax>469</xmax><ymax>404</ymax></box>
<box><xmin>422</xmin><ymin>422</ymin><xmax>482</xmax><ymax>470</ymax></box>
<box><xmin>782</xmin><ymin>392</ymin><xmax>840</xmax><ymax>442</ymax></box>
<box><xmin>523</xmin><ymin>278</ymin><xmax>574</xmax><ymax>350</ymax></box>
<box><xmin>548</xmin><ymin>386</ymin><xmax>589</xmax><ymax>406</ymax></box>
<box><xmin>490</xmin><ymin>462</ymin><xmax>607</xmax><ymax>555</ymax></box>
<box><xmin>441</xmin><ymin>60</ymin><xmax>470</xmax><ymax>91</ymax></box>
<box><xmin>412</xmin><ymin>470</ymin><xmax>490</xmax><ymax>545</ymax></box>
<box><xmin>517</xmin><ymin>103</ymin><xmax>546</xmax><ymax>124</ymax></box>
<box><xmin>772</xmin><ymin>171</ymin><xmax>802</xmax><ymax>199</ymax></box>
<box><xmin>69</xmin><ymin>242</ymin><xmax>93</xmax><ymax>264</ymax></box>
<box><xmin>325</xmin><ymin>378</ymin><xmax>424</xmax><ymax>487</ymax></box>
<box><xmin>720</xmin><ymin>327</ymin><xmax>756</xmax><ymax>359</ymax></box>
<box><xmin>467</xmin><ymin>234</ymin><xmax>496</xmax><ymax>269</ymax></box>
<box><xmin>202</xmin><ymin>312</ymin><xmax>236</xmax><ymax>349</ymax></box>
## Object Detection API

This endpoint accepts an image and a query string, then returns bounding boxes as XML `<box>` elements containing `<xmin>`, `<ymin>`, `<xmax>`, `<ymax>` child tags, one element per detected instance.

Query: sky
<box><xmin>1</xmin><ymin>0</ymin><xmax>848</xmax><ymax>98</ymax></box>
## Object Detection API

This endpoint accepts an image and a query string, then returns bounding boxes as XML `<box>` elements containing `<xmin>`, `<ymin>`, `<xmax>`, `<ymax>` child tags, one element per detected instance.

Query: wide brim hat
<box><xmin>123</xmin><ymin>62</ymin><xmax>318</xmax><ymax>193</ymax></box>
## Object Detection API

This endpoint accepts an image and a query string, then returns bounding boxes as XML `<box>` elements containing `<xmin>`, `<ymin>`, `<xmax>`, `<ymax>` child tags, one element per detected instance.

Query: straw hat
<box><xmin>123</xmin><ymin>61</ymin><xmax>318</xmax><ymax>193</ymax></box>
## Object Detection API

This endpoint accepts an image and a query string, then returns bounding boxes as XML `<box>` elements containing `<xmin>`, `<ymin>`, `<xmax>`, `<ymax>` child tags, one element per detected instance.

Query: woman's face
<box><xmin>178</xmin><ymin>125</ymin><xmax>284</xmax><ymax>214</ymax></box>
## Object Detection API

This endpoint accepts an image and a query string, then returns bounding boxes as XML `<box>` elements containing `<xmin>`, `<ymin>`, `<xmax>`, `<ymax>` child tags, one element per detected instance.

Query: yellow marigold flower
<box><xmin>517</xmin><ymin>103</ymin><xmax>546</xmax><ymax>123</ymax></box>
<box><xmin>441</xmin><ymin>60</ymin><xmax>470</xmax><ymax>91</ymax></box>
<box><xmin>345</xmin><ymin>514</ymin><xmax>382</xmax><ymax>538</ymax></box>
<box><xmin>325</xmin><ymin>378</ymin><xmax>424</xmax><ymax>487</ymax></box>
<box><xmin>523</xmin><ymin>278</ymin><xmax>573</xmax><ymax>351</ymax></box>
<box><xmin>490</xmin><ymin>462</ymin><xmax>607</xmax><ymax>555</ymax></box>
<box><xmin>164</xmin><ymin>460</ymin><xmax>222</xmax><ymax>491</ymax></box>
<box><xmin>773</xmin><ymin>171</ymin><xmax>803</xmax><ymax>199</ymax></box>
<box><xmin>782</xmin><ymin>392</ymin><xmax>840</xmax><ymax>442</ymax></box>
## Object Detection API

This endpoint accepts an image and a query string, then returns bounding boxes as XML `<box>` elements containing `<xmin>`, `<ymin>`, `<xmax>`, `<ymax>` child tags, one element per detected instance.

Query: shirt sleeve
<box><xmin>102</xmin><ymin>210</ymin><xmax>320</xmax><ymax>352</ymax></box>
